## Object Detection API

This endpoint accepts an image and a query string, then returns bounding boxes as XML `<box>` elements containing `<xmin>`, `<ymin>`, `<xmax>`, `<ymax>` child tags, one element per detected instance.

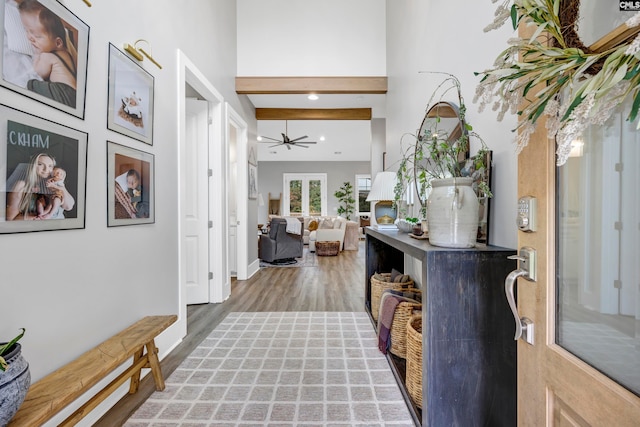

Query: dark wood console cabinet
<box><xmin>365</xmin><ymin>228</ymin><xmax>517</xmax><ymax>427</ymax></box>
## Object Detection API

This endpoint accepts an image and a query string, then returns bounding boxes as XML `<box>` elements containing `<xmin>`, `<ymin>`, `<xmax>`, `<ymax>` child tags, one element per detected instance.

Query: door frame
<box><xmin>177</xmin><ymin>51</ymin><xmax>227</xmax><ymax>316</ymax></box>
<box><xmin>225</xmin><ymin>103</ymin><xmax>249</xmax><ymax>281</ymax></box>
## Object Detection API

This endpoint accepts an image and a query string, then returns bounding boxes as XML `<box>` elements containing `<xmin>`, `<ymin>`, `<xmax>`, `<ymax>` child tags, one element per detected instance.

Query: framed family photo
<box><xmin>107</xmin><ymin>141</ymin><xmax>154</xmax><ymax>227</ymax></box>
<box><xmin>107</xmin><ymin>43</ymin><xmax>154</xmax><ymax>145</ymax></box>
<box><xmin>0</xmin><ymin>0</ymin><xmax>89</xmax><ymax>118</ymax></box>
<box><xmin>0</xmin><ymin>104</ymin><xmax>87</xmax><ymax>233</ymax></box>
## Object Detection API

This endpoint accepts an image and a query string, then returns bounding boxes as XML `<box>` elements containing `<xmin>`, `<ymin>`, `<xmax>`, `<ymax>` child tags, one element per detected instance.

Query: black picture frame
<box><xmin>1</xmin><ymin>103</ymin><xmax>87</xmax><ymax>233</ymax></box>
<box><xmin>107</xmin><ymin>141</ymin><xmax>155</xmax><ymax>226</ymax></box>
<box><xmin>0</xmin><ymin>0</ymin><xmax>90</xmax><ymax>118</ymax></box>
<box><xmin>107</xmin><ymin>43</ymin><xmax>154</xmax><ymax>145</ymax></box>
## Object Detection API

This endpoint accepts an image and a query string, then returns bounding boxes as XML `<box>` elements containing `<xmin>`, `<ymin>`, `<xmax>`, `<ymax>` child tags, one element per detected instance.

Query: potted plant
<box><xmin>0</xmin><ymin>328</ymin><xmax>30</xmax><ymax>425</ymax></box>
<box><xmin>395</xmin><ymin>216</ymin><xmax>418</xmax><ymax>233</ymax></box>
<box><xmin>334</xmin><ymin>181</ymin><xmax>355</xmax><ymax>220</ymax></box>
<box><xmin>395</xmin><ymin>73</ymin><xmax>492</xmax><ymax>247</ymax></box>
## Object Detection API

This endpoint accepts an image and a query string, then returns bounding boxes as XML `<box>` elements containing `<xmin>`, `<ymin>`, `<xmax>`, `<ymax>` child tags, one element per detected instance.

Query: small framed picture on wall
<box><xmin>0</xmin><ymin>104</ymin><xmax>88</xmax><ymax>233</ymax></box>
<box><xmin>107</xmin><ymin>141</ymin><xmax>155</xmax><ymax>227</ymax></box>
<box><xmin>0</xmin><ymin>0</ymin><xmax>90</xmax><ymax>118</ymax></box>
<box><xmin>107</xmin><ymin>43</ymin><xmax>154</xmax><ymax>145</ymax></box>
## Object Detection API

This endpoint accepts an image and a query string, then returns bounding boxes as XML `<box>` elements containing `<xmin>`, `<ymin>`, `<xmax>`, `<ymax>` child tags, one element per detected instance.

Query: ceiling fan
<box><xmin>258</xmin><ymin>121</ymin><xmax>317</xmax><ymax>150</ymax></box>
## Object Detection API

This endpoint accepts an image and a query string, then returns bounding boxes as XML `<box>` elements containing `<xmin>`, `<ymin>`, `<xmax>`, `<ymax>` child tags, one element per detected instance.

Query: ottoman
<box><xmin>315</xmin><ymin>241</ymin><xmax>340</xmax><ymax>256</ymax></box>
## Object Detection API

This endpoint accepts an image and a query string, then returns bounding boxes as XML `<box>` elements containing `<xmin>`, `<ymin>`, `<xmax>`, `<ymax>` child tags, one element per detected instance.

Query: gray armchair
<box><xmin>259</xmin><ymin>217</ymin><xmax>303</xmax><ymax>263</ymax></box>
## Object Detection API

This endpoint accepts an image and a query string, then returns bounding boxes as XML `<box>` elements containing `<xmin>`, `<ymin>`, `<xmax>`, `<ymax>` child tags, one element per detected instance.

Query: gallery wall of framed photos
<box><xmin>0</xmin><ymin>0</ymin><xmax>157</xmax><ymax>233</ymax></box>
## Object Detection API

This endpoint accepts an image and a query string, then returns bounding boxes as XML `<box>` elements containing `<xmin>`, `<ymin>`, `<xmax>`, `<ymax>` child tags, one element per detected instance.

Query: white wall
<box><xmin>385</xmin><ymin>0</ymin><xmax>518</xmax><ymax>249</ymax></box>
<box><xmin>237</xmin><ymin>0</ymin><xmax>386</xmax><ymax>76</ymax></box>
<box><xmin>1</xmin><ymin>0</ymin><xmax>254</xmax><ymax>424</ymax></box>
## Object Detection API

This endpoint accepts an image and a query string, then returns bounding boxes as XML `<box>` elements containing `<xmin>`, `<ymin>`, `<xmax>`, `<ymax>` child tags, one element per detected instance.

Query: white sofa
<box><xmin>309</xmin><ymin>217</ymin><xmax>347</xmax><ymax>252</ymax></box>
<box><xmin>268</xmin><ymin>215</ymin><xmax>360</xmax><ymax>252</ymax></box>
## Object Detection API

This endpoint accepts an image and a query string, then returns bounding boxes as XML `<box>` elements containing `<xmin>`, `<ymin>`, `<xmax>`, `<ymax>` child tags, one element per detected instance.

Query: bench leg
<box><xmin>129</xmin><ymin>347</ymin><xmax>145</xmax><ymax>394</ymax></box>
<box><xmin>146</xmin><ymin>339</ymin><xmax>166</xmax><ymax>391</ymax></box>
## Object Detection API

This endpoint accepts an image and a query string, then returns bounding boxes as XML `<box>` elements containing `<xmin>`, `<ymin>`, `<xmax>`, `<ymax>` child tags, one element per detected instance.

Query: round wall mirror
<box><xmin>413</xmin><ymin>101</ymin><xmax>469</xmax><ymax>207</ymax></box>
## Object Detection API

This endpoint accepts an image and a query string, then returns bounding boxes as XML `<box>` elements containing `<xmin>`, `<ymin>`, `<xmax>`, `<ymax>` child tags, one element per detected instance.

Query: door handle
<box><xmin>505</xmin><ymin>247</ymin><xmax>536</xmax><ymax>345</ymax></box>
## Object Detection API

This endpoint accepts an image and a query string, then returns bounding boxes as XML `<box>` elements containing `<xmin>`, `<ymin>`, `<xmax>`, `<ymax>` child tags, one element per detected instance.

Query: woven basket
<box><xmin>316</xmin><ymin>240</ymin><xmax>340</xmax><ymax>256</ymax></box>
<box><xmin>389</xmin><ymin>295</ymin><xmax>422</xmax><ymax>358</ymax></box>
<box><xmin>370</xmin><ymin>273</ymin><xmax>414</xmax><ymax>321</ymax></box>
<box><xmin>406</xmin><ymin>314</ymin><xmax>423</xmax><ymax>409</ymax></box>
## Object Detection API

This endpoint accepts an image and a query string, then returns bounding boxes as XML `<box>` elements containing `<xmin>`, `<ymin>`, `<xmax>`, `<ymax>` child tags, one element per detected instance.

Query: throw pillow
<box><xmin>320</xmin><ymin>218</ymin><xmax>334</xmax><ymax>229</ymax></box>
<box><xmin>390</xmin><ymin>268</ymin><xmax>411</xmax><ymax>283</ymax></box>
<box><xmin>308</xmin><ymin>220</ymin><xmax>318</xmax><ymax>231</ymax></box>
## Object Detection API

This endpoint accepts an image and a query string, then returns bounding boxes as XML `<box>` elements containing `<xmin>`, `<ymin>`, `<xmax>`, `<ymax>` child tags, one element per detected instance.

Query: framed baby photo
<box><xmin>0</xmin><ymin>104</ymin><xmax>88</xmax><ymax>233</ymax></box>
<box><xmin>0</xmin><ymin>0</ymin><xmax>90</xmax><ymax>119</ymax></box>
<box><xmin>107</xmin><ymin>43</ymin><xmax>154</xmax><ymax>145</ymax></box>
<box><xmin>107</xmin><ymin>141</ymin><xmax>155</xmax><ymax>227</ymax></box>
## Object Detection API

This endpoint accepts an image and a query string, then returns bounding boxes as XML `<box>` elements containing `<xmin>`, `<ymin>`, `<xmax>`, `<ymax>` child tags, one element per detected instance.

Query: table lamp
<box><xmin>366</xmin><ymin>171</ymin><xmax>397</xmax><ymax>227</ymax></box>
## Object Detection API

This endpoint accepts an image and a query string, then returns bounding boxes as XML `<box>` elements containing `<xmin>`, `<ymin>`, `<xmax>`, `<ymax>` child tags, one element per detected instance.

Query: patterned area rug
<box><xmin>125</xmin><ymin>312</ymin><xmax>414</xmax><ymax>426</ymax></box>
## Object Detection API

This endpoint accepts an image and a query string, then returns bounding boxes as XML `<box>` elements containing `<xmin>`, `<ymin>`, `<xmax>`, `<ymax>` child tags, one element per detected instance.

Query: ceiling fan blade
<box><xmin>268</xmin><ymin>143</ymin><xmax>283</xmax><ymax>148</ymax></box>
<box><xmin>260</xmin><ymin>135</ymin><xmax>282</xmax><ymax>143</ymax></box>
<box><xmin>288</xmin><ymin>135</ymin><xmax>308</xmax><ymax>143</ymax></box>
<box><xmin>295</xmin><ymin>141</ymin><xmax>317</xmax><ymax>144</ymax></box>
<box><xmin>286</xmin><ymin>144</ymin><xmax>291</xmax><ymax>150</ymax></box>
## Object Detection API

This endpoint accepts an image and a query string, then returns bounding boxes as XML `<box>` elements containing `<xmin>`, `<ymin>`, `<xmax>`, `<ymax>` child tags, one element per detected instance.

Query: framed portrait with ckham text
<box><xmin>0</xmin><ymin>104</ymin><xmax>87</xmax><ymax>233</ymax></box>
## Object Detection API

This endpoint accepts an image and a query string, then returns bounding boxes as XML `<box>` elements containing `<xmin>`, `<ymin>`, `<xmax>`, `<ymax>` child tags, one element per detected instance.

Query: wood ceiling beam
<box><xmin>255</xmin><ymin>108</ymin><xmax>372</xmax><ymax>120</ymax></box>
<box><xmin>236</xmin><ymin>76</ymin><xmax>387</xmax><ymax>94</ymax></box>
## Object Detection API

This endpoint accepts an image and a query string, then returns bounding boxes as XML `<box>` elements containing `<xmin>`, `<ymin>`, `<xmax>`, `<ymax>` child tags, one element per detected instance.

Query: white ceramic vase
<box><xmin>427</xmin><ymin>177</ymin><xmax>479</xmax><ymax>248</ymax></box>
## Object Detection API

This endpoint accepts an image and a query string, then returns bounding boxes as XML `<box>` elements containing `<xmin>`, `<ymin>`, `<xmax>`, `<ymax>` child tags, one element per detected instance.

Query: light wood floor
<box><xmin>95</xmin><ymin>243</ymin><xmax>365</xmax><ymax>425</ymax></box>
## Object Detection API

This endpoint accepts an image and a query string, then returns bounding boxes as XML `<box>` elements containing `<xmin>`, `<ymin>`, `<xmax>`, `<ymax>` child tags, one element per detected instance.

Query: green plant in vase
<box><xmin>0</xmin><ymin>328</ymin><xmax>25</xmax><ymax>371</ymax></box>
<box><xmin>0</xmin><ymin>328</ymin><xmax>30</xmax><ymax>426</ymax></box>
<box><xmin>334</xmin><ymin>181</ymin><xmax>355</xmax><ymax>220</ymax></box>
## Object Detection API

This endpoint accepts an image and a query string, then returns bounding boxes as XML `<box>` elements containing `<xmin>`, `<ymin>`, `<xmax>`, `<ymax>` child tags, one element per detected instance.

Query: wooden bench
<box><xmin>9</xmin><ymin>315</ymin><xmax>177</xmax><ymax>427</ymax></box>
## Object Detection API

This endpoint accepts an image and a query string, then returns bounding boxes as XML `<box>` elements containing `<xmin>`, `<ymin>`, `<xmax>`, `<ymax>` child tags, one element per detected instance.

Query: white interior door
<box><xmin>229</xmin><ymin>129</ymin><xmax>238</xmax><ymax>276</ymax></box>
<box><xmin>225</xmin><ymin>104</ymin><xmax>248</xmax><ymax>282</ymax></box>
<box><xmin>185</xmin><ymin>98</ymin><xmax>210</xmax><ymax>304</ymax></box>
<box><xmin>179</xmin><ymin>51</ymin><xmax>226</xmax><ymax>313</ymax></box>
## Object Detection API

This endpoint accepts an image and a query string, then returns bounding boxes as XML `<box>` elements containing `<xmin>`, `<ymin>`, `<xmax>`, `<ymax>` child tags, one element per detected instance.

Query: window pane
<box><xmin>309</xmin><ymin>180</ymin><xmax>321</xmax><ymax>216</ymax></box>
<box><xmin>289</xmin><ymin>180</ymin><xmax>302</xmax><ymax>215</ymax></box>
<box><xmin>357</xmin><ymin>177</ymin><xmax>371</xmax><ymax>213</ymax></box>
<box><xmin>557</xmin><ymin>100</ymin><xmax>640</xmax><ymax>396</ymax></box>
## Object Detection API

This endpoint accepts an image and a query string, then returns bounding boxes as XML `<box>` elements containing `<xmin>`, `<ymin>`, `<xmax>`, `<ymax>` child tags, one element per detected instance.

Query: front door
<box><xmin>516</xmin><ymin>74</ymin><xmax>640</xmax><ymax>426</ymax></box>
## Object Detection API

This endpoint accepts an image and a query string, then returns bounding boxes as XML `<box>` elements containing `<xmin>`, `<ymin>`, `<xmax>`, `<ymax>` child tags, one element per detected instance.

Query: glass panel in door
<box><xmin>309</xmin><ymin>179</ymin><xmax>321</xmax><ymax>216</ymax></box>
<box><xmin>556</xmin><ymin>99</ymin><xmax>640</xmax><ymax>396</ymax></box>
<box><xmin>288</xmin><ymin>179</ymin><xmax>302</xmax><ymax>216</ymax></box>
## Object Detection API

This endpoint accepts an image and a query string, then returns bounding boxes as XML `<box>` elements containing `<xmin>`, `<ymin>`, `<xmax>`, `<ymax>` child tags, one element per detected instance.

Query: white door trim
<box><xmin>177</xmin><ymin>50</ymin><xmax>227</xmax><ymax>320</ymax></box>
<box><xmin>225</xmin><ymin>103</ymin><xmax>249</xmax><ymax>280</ymax></box>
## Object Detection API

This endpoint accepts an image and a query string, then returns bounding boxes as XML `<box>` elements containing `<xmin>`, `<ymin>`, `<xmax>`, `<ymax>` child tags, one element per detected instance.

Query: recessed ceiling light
<box><xmin>257</xmin><ymin>136</ymin><xmax>262</xmax><ymax>141</ymax></box>
<box><xmin>308</xmin><ymin>94</ymin><xmax>319</xmax><ymax>100</ymax></box>
<box><xmin>320</xmin><ymin>136</ymin><xmax>325</xmax><ymax>141</ymax></box>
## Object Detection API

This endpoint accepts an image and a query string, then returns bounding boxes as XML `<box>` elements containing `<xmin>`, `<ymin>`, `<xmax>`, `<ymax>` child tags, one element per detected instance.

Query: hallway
<box><xmin>97</xmin><ymin>243</ymin><xmax>366</xmax><ymax>425</ymax></box>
